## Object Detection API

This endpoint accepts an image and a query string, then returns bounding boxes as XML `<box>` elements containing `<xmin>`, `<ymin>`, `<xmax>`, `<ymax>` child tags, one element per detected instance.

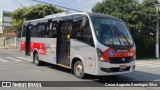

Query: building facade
<box><xmin>0</xmin><ymin>11</ymin><xmax>12</xmax><ymax>34</ymax></box>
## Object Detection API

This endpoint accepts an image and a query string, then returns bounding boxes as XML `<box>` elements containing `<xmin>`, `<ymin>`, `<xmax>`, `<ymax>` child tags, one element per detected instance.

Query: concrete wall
<box><xmin>16</xmin><ymin>38</ymin><xmax>21</xmax><ymax>50</ymax></box>
<box><xmin>0</xmin><ymin>36</ymin><xmax>18</xmax><ymax>48</ymax></box>
<box><xmin>0</xmin><ymin>26</ymin><xmax>3</xmax><ymax>34</ymax></box>
<box><xmin>0</xmin><ymin>36</ymin><xmax>5</xmax><ymax>46</ymax></box>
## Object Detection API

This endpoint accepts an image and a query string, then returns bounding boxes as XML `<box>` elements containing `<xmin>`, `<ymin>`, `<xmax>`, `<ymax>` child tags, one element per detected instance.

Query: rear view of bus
<box><xmin>90</xmin><ymin>13</ymin><xmax>136</xmax><ymax>76</ymax></box>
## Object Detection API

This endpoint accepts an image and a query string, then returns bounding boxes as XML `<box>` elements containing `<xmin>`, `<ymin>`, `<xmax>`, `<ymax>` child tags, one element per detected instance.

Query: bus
<box><xmin>21</xmin><ymin>12</ymin><xmax>136</xmax><ymax>79</ymax></box>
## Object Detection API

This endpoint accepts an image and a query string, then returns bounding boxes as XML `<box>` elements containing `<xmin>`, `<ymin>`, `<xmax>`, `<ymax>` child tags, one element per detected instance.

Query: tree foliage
<box><xmin>9</xmin><ymin>4</ymin><xmax>64</xmax><ymax>36</ymax></box>
<box><xmin>92</xmin><ymin>0</ymin><xmax>159</xmax><ymax>58</ymax></box>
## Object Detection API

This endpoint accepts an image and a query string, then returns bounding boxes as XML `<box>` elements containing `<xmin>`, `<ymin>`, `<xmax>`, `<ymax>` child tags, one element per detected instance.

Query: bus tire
<box><xmin>34</xmin><ymin>53</ymin><xmax>43</xmax><ymax>66</ymax></box>
<box><xmin>74</xmin><ymin>61</ymin><xmax>85</xmax><ymax>79</ymax></box>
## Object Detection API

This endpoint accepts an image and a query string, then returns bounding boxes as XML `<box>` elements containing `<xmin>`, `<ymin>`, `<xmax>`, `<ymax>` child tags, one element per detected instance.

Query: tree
<box><xmin>92</xmin><ymin>0</ymin><xmax>159</xmax><ymax>58</ymax></box>
<box><xmin>136</xmin><ymin>0</ymin><xmax>158</xmax><ymax>58</ymax></box>
<box><xmin>92</xmin><ymin>0</ymin><xmax>143</xmax><ymax>38</ymax></box>
<box><xmin>9</xmin><ymin>4</ymin><xmax>64</xmax><ymax>37</ymax></box>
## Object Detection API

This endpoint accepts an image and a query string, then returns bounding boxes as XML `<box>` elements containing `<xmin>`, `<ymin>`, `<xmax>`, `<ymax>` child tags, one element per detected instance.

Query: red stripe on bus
<box><xmin>103</xmin><ymin>48</ymin><xmax>135</xmax><ymax>62</ymax></box>
<box><xmin>21</xmin><ymin>41</ymin><xmax>26</xmax><ymax>51</ymax></box>
<box><xmin>21</xmin><ymin>41</ymin><xmax>46</xmax><ymax>55</ymax></box>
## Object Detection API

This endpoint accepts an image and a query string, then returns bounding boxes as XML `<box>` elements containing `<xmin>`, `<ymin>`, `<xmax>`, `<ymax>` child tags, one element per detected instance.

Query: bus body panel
<box><xmin>21</xmin><ymin>37</ymin><xmax>57</xmax><ymax>64</ymax></box>
<box><xmin>70</xmin><ymin>39</ymin><xmax>96</xmax><ymax>75</ymax></box>
<box><xmin>31</xmin><ymin>38</ymin><xmax>57</xmax><ymax>64</ymax></box>
<box><xmin>21</xmin><ymin>37</ymin><xmax>25</xmax><ymax>54</ymax></box>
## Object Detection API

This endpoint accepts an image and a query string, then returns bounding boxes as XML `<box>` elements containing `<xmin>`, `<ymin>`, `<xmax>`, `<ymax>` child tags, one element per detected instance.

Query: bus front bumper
<box><xmin>95</xmin><ymin>61</ymin><xmax>136</xmax><ymax>76</ymax></box>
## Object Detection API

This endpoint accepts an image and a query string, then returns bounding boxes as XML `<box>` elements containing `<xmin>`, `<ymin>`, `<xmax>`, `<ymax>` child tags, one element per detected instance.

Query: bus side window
<box><xmin>45</xmin><ymin>20</ymin><xmax>57</xmax><ymax>38</ymax></box>
<box><xmin>22</xmin><ymin>25</ymin><xmax>27</xmax><ymax>37</ymax></box>
<box><xmin>45</xmin><ymin>20</ymin><xmax>52</xmax><ymax>38</ymax></box>
<box><xmin>51</xmin><ymin>22</ymin><xmax>58</xmax><ymax>38</ymax></box>
<box><xmin>73</xmin><ymin>15</ymin><xmax>94</xmax><ymax>46</ymax></box>
<box><xmin>37</xmin><ymin>22</ymin><xmax>46</xmax><ymax>37</ymax></box>
<box><xmin>30</xmin><ymin>24</ymin><xmax>37</xmax><ymax>37</ymax></box>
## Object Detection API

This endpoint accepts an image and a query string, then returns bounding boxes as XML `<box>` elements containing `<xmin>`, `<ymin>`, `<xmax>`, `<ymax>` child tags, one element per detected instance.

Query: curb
<box><xmin>136</xmin><ymin>59</ymin><xmax>160</xmax><ymax>61</ymax></box>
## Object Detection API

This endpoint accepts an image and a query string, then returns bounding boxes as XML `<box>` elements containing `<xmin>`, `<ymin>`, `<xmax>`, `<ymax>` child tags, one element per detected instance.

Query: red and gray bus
<box><xmin>21</xmin><ymin>12</ymin><xmax>136</xmax><ymax>78</ymax></box>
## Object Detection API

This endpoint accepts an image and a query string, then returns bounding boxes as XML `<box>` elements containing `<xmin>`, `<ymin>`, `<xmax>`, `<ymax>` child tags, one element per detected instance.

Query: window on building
<box><xmin>3</xmin><ymin>12</ymin><xmax>9</xmax><ymax>17</ymax></box>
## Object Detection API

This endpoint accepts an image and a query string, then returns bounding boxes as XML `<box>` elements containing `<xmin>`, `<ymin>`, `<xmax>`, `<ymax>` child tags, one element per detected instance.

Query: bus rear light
<box><xmin>97</xmin><ymin>48</ymin><xmax>106</xmax><ymax>62</ymax></box>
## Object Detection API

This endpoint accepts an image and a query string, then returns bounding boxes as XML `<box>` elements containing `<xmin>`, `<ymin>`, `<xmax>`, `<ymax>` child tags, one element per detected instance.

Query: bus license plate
<box><xmin>119</xmin><ymin>65</ymin><xmax>127</xmax><ymax>71</ymax></box>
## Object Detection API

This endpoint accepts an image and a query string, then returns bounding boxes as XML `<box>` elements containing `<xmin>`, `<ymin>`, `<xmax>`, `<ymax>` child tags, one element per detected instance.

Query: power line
<box><xmin>32</xmin><ymin>0</ymin><xmax>83</xmax><ymax>12</ymax></box>
<box><xmin>50</xmin><ymin>0</ymin><xmax>69</xmax><ymax>7</ymax></box>
<box><xmin>49</xmin><ymin>0</ymin><xmax>82</xmax><ymax>11</ymax></box>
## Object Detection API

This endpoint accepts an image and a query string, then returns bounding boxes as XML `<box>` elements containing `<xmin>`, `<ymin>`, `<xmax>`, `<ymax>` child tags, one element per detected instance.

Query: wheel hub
<box><xmin>76</xmin><ymin>65</ymin><xmax>83</xmax><ymax>75</ymax></box>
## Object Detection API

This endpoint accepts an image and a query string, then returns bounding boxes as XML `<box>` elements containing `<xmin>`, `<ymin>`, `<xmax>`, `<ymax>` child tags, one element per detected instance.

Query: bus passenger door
<box><xmin>25</xmin><ymin>25</ymin><xmax>31</xmax><ymax>56</ymax></box>
<box><xmin>57</xmin><ymin>21</ymin><xmax>72</xmax><ymax>66</ymax></box>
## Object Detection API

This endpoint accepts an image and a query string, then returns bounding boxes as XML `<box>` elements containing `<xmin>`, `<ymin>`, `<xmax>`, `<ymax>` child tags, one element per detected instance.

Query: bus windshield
<box><xmin>91</xmin><ymin>17</ymin><xmax>134</xmax><ymax>47</ymax></box>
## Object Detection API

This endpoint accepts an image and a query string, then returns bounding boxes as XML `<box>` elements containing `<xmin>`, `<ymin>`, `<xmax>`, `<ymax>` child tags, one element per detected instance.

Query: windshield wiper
<box><xmin>118</xmin><ymin>31</ymin><xmax>131</xmax><ymax>47</ymax></box>
<box><xmin>113</xmin><ymin>26</ymin><xmax>131</xmax><ymax>47</ymax></box>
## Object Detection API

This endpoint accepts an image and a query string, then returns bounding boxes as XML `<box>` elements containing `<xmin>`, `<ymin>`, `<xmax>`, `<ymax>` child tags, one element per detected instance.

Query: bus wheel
<box><xmin>74</xmin><ymin>61</ymin><xmax>85</xmax><ymax>79</ymax></box>
<box><xmin>34</xmin><ymin>53</ymin><xmax>42</xmax><ymax>66</ymax></box>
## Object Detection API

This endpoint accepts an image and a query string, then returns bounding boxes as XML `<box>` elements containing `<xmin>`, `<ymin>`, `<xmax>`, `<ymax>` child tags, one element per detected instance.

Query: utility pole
<box><xmin>154</xmin><ymin>4</ymin><xmax>160</xmax><ymax>58</ymax></box>
<box><xmin>1</xmin><ymin>11</ymin><xmax>4</xmax><ymax>34</ymax></box>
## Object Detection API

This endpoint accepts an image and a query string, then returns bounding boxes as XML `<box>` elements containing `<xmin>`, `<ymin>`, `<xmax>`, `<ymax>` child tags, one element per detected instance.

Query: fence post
<box><xmin>15</xmin><ymin>37</ymin><xmax>17</xmax><ymax>48</ymax></box>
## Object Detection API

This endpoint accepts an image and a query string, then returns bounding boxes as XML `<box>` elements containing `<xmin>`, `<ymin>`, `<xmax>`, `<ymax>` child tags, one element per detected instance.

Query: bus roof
<box><xmin>24</xmin><ymin>12</ymin><xmax>122</xmax><ymax>23</ymax></box>
<box><xmin>88</xmin><ymin>13</ymin><xmax>122</xmax><ymax>21</ymax></box>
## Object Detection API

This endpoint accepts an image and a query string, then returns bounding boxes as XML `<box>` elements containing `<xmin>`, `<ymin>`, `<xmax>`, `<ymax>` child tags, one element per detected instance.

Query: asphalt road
<box><xmin>0</xmin><ymin>47</ymin><xmax>160</xmax><ymax>90</ymax></box>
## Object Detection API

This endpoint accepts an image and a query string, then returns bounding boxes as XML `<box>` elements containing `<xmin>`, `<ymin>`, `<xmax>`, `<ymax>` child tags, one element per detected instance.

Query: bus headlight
<box><xmin>97</xmin><ymin>48</ymin><xmax>106</xmax><ymax>62</ymax></box>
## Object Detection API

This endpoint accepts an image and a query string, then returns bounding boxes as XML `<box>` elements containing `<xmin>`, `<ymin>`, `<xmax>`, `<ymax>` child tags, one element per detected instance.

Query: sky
<box><xmin>0</xmin><ymin>0</ymin><xmax>104</xmax><ymax>12</ymax></box>
<box><xmin>0</xmin><ymin>0</ymin><xmax>158</xmax><ymax>12</ymax></box>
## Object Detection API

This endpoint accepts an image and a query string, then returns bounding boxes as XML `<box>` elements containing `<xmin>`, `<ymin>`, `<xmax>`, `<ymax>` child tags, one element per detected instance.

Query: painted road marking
<box><xmin>6</xmin><ymin>57</ymin><xmax>21</xmax><ymax>61</ymax></box>
<box><xmin>136</xmin><ymin>63</ymin><xmax>160</xmax><ymax>66</ymax></box>
<box><xmin>136</xmin><ymin>61</ymin><xmax>160</xmax><ymax>63</ymax></box>
<box><xmin>149</xmin><ymin>65</ymin><xmax>160</xmax><ymax>67</ymax></box>
<box><xmin>17</xmin><ymin>57</ymin><xmax>32</xmax><ymax>61</ymax></box>
<box><xmin>0</xmin><ymin>58</ymin><xmax>9</xmax><ymax>62</ymax></box>
<box><xmin>136</xmin><ymin>61</ymin><xmax>160</xmax><ymax>67</ymax></box>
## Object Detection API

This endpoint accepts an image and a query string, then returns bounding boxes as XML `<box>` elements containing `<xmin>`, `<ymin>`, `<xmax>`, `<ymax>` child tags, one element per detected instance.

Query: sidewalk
<box><xmin>0</xmin><ymin>45</ymin><xmax>20</xmax><ymax>52</ymax></box>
